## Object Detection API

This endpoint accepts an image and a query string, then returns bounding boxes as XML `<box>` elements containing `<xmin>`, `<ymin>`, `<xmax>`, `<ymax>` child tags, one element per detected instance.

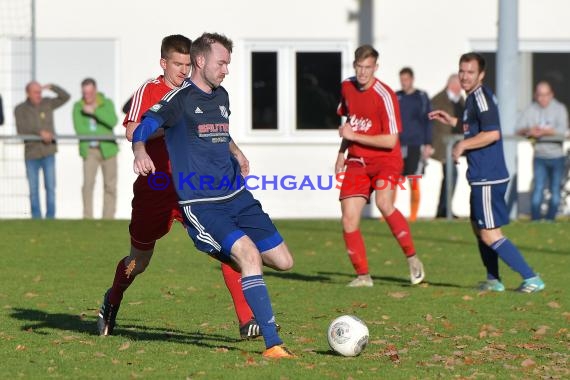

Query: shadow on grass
<box><xmin>9</xmin><ymin>308</ymin><xmax>242</xmax><ymax>350</ymax></box>
<box><xmin>264</xmin><ymin>271</ymin><xmax>332</xmax><ymax>282</ymax></box>
<box><xmin>264</xmin><ymin>270</ymin><xmax>460</xmax><ymax>288</ymax></box>
<box><xmin>316</xmin><ymin>271</ymin><xmax>463</xmax><ymax>288</ymax></box>
<box><xmin>314</xmin><ymin>349</ymin><xmax>339</xmax><ymax>356</ymax></box>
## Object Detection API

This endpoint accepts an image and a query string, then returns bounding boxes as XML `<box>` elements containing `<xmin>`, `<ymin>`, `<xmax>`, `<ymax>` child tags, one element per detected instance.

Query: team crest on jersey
<box><xmin>219</xmin><ymin>105</ymin><xmax>229</xmax><ymax>119</ymax></box>
<box><xmin>150</xmin><ymin>103</ymin><xmax>162</xmax><ymax>112</ymax></box>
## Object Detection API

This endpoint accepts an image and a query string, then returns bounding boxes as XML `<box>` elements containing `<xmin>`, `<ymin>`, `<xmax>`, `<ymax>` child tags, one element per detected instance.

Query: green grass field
<box><xmin>0</xmin><ymin>219</ymin><xmax>568</xmax><ymax>379</ymax></box>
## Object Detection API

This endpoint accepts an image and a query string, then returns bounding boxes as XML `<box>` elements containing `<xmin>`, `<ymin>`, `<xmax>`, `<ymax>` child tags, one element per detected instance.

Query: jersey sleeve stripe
<box><xmin>374</xmin><ymin>82</ymin><xmax>399</xmax><ymax>134</ymax></box>
<box><xmin>163</xmin><ymin>80</ymin><xmax>190</xmax><ymax>103</ymax></box>
<box><xmin>127</xmin><ymin>80</ymin><xmax>151</xmax><ymax>122</ymax></box>
<box><xmin>474</xmin><ymin>88</ymin><xmax>489</xmax><ymax>112</ymax></box>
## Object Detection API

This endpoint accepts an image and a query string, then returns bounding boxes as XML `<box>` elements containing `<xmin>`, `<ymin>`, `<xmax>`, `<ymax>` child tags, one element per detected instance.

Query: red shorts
<box><xmin>339</xmin><ymin>155</ymin><xmax>403</xmax><ymax>200</ymax></box>
<box><xmin>129</xmin><ymin>138</ymin><xmax>183</xmax><ymax>250</ymax></box>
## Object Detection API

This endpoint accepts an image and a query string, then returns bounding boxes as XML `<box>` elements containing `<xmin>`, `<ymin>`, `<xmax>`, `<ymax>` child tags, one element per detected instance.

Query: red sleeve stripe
<box><xmin>373</xmin><ymin>82</ymin><xmax>399</xmax><ymax>134</ymax></box>
<box><xmin>127</xmin><ymin>80</ymin><xmax>152</xmax><ymax>122</ymax></box>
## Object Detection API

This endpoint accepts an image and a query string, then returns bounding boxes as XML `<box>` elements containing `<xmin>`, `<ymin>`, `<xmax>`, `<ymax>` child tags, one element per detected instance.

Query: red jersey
<box><xmin>124</xmin><ymin>76</ymin><xmax>173</xmax><ymax>125</ymax></box>
<box><xmin>125</xmin><ymin>76</ymin><xmax>183</xmax><ymax>249</ymax></box>
<box><xmin>337</xmin><ymin>77</ymin><xmax>403</xmax><ymax>160</ymax></box>
<box><xmin>124</xmin><ymin>76</ymin><xmax>174</xmax><ymax>172</ymax></box>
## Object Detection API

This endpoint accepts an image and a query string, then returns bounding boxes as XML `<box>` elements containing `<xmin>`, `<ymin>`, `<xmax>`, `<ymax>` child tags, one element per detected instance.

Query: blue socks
<box><xmin>490</xmin><ymin>237</ymin><xmax>535</xmax><ymax>280</ymax></box>
<box><xmin>241</xmin><ymin>275</ymin><xmax>282</xmax><ymax>349</ymax></box>
<box><xmin>477</xmin><ymin>238</ymin><xmax>500</xmax><ymax>281</ymax></box>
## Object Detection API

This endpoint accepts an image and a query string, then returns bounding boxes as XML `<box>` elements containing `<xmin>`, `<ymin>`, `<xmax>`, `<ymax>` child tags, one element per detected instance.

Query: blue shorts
<box><xmin>180</xmin><ymin>190</ymin><xmax>283</xmax><ymax>262</ymax></box>
<box><xmin>470</xmin><ymin>182</ymin><xmax>510</xmax><ymax>229</ymax></box>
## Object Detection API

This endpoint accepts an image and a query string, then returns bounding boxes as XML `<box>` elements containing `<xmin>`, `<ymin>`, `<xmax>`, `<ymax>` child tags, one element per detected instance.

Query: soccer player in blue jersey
<box><xmin>131</xmin><ymin>33</ymin><xmax>294</xmax><ymax>358</ymax></box>
<box><xmin>429</xmin><ymin>52</ymin><xmax>545</xmax><ymax>293</ymax></box>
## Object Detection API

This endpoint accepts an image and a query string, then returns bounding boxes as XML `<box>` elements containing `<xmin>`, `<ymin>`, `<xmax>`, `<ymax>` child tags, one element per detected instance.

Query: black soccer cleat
<box><xmin>239</xmin><ymin>318</ymin><xmax>281</xmax><ymax>340</ymax></box>
<box><xmin>97</xmin><ymin>288</ymin><xmax>120</xmax><ymax>336</ymax></box>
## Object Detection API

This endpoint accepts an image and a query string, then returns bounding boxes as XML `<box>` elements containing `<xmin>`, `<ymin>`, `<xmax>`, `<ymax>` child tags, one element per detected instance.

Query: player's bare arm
<box><xmin>452</xmin><ymin>130</ymin><xmax>500</xmax><ymax>162</ymax></box>
<box><xmin>428</xmin><ymin>110</ymin><xmax>457</xmax><ymax>127</ymax></box>
<box><xmin>229</xmin><ymin>140</ymin><xmax>250</xmax><ymax>176</ymax></box>
<box><xmin>125</xmin><ymin>121</ymin><xmax>139</xmax><ymax>142</ymax></box>
<box><xmin>335</xmin><ymin>153</ymin><xmax>346</xmax><ymax>173</ymax></box>
<box><xmin>335</xmin><ymin>138</ymin><xmax>350</xmax><ymax>173</ymax></box>
<box><xmin>339</xmin><ymin>122</ymin><xmax>397</xmax><ymax>149</ymax></box>
<box><xmin>132</xmin><ymin>142</ymin><xmax>156</xmax><ymax>176</ymax></box>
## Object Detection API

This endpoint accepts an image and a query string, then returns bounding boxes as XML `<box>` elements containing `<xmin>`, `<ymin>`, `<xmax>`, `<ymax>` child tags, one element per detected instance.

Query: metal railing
<box><xmin>0</xmin><ymin>134</ymin><xmax>126</xmax><ymax>142</ymax></box>
<box><xmin>0</xmin><ymin>134</ymin><xmax>128</xmax><ymax>218</ymax></box>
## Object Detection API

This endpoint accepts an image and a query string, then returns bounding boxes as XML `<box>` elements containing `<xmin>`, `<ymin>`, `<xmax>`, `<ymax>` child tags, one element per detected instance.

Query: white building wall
<box><xmin>2</xmin><ymin>0</ymin><xmax>569</xmax><ymax>219</ymax></box>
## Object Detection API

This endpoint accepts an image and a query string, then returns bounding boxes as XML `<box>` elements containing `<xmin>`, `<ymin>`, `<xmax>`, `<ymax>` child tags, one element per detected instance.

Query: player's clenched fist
<box><xmin>338</xmin><ymin>122</ymin><xmax>356</xmax><ymax>141</ymax></box>
<box><xmin>132</xmin><ymin>142</ymin><xmax>155</xmax><ymax>176</ymax></box>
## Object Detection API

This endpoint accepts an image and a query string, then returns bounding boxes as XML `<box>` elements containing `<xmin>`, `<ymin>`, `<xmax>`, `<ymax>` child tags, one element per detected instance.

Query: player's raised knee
<box><xmin>277</xmin><ymin>252</ymin><xmax>294</xmax><ymax>271</ymax></box>
<box><xmin>272</xmin><ymin>245</ymin><xmax>295</xmax><ymax>271</ymax></box>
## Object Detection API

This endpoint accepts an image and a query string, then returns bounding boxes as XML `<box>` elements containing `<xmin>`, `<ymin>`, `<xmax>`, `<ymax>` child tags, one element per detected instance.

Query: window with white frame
<box><xmin>245</xmin><ymin>41</ymin><xmax>351</xmax><ymax>135</ymax></box>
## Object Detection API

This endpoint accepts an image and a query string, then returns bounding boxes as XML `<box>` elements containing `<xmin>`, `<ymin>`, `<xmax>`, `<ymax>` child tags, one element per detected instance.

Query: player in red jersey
<box><xmin>335</xmin><ymin>44</ymin><xmax>426</xmax><ymax>288</ymax></box>
<box><xmin>97</xmin><ymin>35</ymin><xmax>260</xmax><ymax>339</ymax></box>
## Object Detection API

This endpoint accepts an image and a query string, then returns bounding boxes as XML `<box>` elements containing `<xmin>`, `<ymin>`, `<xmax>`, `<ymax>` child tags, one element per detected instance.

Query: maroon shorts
<box><xmin>129</xmin><ymin>138</ymin><xmax>183</xmax><ymax>250</ymax></box>
<box><xmin>339</xmin><ymin>156</ymin><xmax>403</xmax><ymax>201</ymax></box>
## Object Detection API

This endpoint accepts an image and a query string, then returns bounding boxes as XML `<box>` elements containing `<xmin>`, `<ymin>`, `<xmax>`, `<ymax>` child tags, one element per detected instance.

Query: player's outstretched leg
<box><xmin>221</xmin><ymin>263</ymin><xmax>265</xmax><ymax>339</ymax></box>
<box><xmin>341</xmin><ymin>197</ymin><xmax>373</xmax><ymax>287</ymax></box>
<box><xmin>376</xmin><ymin>187</ymin><xmax>425</xmax><ymax>285</ymax></box>
<box><xmin>98</xmin><ymin>246</ymin><xmax>153</xmax><ymax>335</ymax></box>
<box><xmin>343</xmin><ymin>230</ymin><xmax>373</xmax><ymax>287</ymax></box>
<box><xmin>97</xmin><ymin>288</ymin><xmax>120</xmax><ymax>336</ymax></box>
<box><xmin>384</xmin><ymin>208</ymin><xmax>425</xmax><ymax>285</ymax></box>
<box><xmin>476</xmin><ymin>238</ymin><xmax>504</xmax><ymax>292</ymax></box>
<box><xmin>240</xmin><ymin>274</ymin><xmax>294</xmax><ymax>359</ymax></box>
<box><xmin>488</xmin><ymin>237</ymin><xmax>544</xmax><ymax>293</ymax></box>
<box><xmin>232</xmin><ymin>237</ymin><xmax>294</xmax><ymax>358</ymax></box>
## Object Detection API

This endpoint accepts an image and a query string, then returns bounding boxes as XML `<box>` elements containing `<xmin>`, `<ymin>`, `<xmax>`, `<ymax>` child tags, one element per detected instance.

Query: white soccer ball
<box><xmin>327</xmin><ymin>315</ymin><xmax>369</xmax><ymax>357</ymax></box>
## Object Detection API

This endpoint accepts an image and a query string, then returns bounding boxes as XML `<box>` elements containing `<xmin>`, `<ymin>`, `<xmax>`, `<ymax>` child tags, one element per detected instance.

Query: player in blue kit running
<box><xmin>429</xmin><ymin>52</ymin><xmax>545</xmax><ymax>293</ymax></box>
<box><xmin>132</xmin><ymin>33</ymin><xmax>294</xmax><ymax>358</ymax></box>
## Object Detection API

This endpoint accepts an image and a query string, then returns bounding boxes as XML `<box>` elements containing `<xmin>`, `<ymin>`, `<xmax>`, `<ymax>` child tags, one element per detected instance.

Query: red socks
<box><xmin>343</xmin><ymin>230</ymin><xmax>369</xmax><ymax>275</ymax></box>
<box><xmin>109</xmin><ymin>257</ymin><xmax>136</xmax><ymax>305</ymax></box>
<box><xmin>221</xmin><ymin>263</ymin><xmax>253</xmax><ymax>326</ymax></box>
<box><xmin>385</xmin><ymin>209</ymin><xmax>416</xmax><ymax>257</ymax></box>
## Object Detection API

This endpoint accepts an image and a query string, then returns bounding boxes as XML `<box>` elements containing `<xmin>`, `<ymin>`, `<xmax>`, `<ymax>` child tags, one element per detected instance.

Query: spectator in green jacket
<box><xmin>73</xmin><ymin>78</ymin><xmax>118</xmax><ymax>219</ymax></box>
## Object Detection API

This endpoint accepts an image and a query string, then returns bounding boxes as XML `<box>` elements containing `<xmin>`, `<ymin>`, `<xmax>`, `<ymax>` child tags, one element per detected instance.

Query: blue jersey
<box><xmin>461</xmin><ymin>85</ymin><xmax>509</xmax><ymax>185</ymax></box>
<box><xmin>396</xmin><ymin>89</ymin><xmax>432</xmax><ymax>146</ymax></box>
<box><xmin>133</xmin><ymin>79</ymin><xmax>244</xmax><ymax>204</ymax></box>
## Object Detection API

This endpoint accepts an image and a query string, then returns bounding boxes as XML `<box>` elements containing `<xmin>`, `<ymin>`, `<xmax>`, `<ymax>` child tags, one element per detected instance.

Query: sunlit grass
<box><xmin>0</xmin><ymin>219</ymin><xmax>568</xmax><ymax>379</ymax></box>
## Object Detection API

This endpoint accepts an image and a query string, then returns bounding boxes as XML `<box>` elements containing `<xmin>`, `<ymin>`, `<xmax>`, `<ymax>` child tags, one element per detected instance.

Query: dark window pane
<box><xmin>252</xmin><ymin>52</ymin><xmax>278</xmax><ymax>130</ymax></box>
<box><xmin>533</xmin><ymin>53</ymin><xmax>570</xmax><ymax>110</ymax></box>
<box><xmin>296</xmin><ymin>52</ymin><xmax>341</xmax><ymax>129</ymax></box>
